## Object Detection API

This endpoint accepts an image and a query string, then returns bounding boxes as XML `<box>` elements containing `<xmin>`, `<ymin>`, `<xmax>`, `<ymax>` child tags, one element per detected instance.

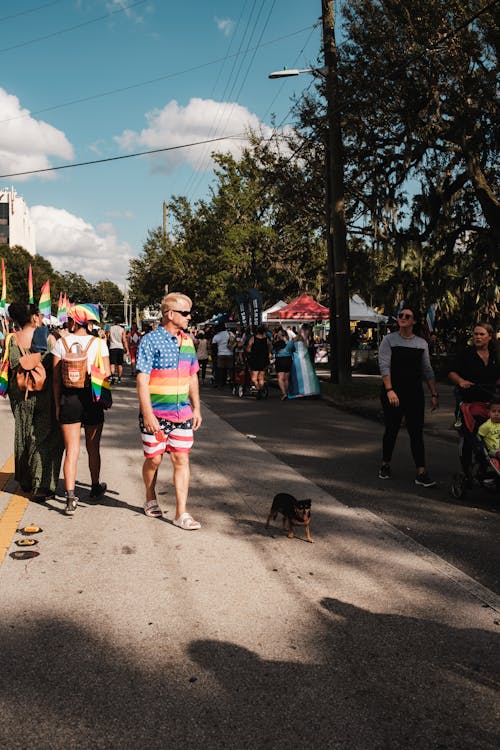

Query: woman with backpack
<box><xmin>5</xmin><ymin>301</ymin><xmax>63</xmax><ymax>502</ymax></box>
<box><xmin>52</xmin><ymin>304</ymin><xmax>111</xmax><ymax>515</ymax></box>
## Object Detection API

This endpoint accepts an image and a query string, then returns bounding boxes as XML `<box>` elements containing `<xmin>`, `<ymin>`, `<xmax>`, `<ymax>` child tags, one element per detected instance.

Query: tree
<box><xmin>339</xmin><ymin>0</ymin><xmax>498</xmax><ymax>315</ymax></box>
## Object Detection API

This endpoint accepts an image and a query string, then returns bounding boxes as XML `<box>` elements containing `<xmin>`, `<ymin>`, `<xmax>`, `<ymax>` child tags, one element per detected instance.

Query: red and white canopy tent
<box><xmin>266</xmin><ymin>294</ymin><xmax>329</xmax><ymax>323</ymax></box>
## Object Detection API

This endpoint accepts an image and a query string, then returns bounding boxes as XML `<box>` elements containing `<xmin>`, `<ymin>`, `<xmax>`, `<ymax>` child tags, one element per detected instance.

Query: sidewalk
<box><xmin>0</xmin><ymin>388</ymin><xmax>498</xmax><ymax>748</ymax></box>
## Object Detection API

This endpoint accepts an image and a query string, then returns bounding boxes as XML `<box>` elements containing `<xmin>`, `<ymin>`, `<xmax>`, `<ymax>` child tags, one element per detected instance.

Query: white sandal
<box><xmin>143</xmin><ymin>499</ymin><xmax>163</xmax><ymax>518</ymax></box>
<box><xmin>173</xmin><ymin>513</ymin><xmax>201</xmax><ymax>530</ymax></box>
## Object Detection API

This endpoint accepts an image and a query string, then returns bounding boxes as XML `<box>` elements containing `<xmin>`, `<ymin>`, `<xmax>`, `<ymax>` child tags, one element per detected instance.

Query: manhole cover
<box><xmin>10</xmin><ymin>550</ymin><xmax>40</xmax><ymax>560</ymax></box>
<box><xmin>19</xmin><ymin>526</ymin><xmax>43</xmax><ymax>535</ymax></box>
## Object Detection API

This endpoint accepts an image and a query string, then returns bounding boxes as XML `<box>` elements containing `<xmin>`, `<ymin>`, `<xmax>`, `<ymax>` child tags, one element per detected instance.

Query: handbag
<box><xmin>90</xmin><ymin>340</ymin><xmax>112</xmax><ymax>410</ymax></box>
<box><xmin>15</xmin><ymin>337</ymin><xmax>47</xmax><ymax>399</ymax></box>
<box><xmin>0</xmin><ymin>333</ymin><xmax>13</xmax><ymax>398</ymax></box>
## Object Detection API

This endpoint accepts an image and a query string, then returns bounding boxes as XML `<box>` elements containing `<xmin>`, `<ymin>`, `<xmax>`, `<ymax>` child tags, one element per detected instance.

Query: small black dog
<box><xmin>265</xmin><ymin>492</ymin><xmax>312</xmax><ymax>543</ymax></box>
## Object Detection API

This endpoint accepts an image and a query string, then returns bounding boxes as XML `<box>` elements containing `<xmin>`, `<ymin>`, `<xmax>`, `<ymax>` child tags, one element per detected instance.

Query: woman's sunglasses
<box><xmin>398</xmin><ymin>313</ymin><xmax>413</xmax><ymax>320</ymax></box>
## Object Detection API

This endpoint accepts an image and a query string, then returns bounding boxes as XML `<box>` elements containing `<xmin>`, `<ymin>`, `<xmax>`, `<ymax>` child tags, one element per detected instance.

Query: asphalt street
<box><xmin>0</xmin><ymin>377</ymin><xmax>499</xmax><ymax>749</ymax></box>
<box><xmin>201</xmin><ymin>381</ymin><xmax>500</xmax><ymax>595</ymax></box>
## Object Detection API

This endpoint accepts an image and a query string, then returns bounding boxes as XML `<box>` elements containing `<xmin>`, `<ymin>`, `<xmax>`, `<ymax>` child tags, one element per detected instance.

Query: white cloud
<box><xmin>215</xmin><ymin>17</ymin><xmax>235</xmax><ymax>36</ymax></box>
<box><xmin>0</xmin><ymin>89</ymin><xmax>73</xmax><ymax>181</ymax></box>
<box><xmin>114</xmin><ymin>97</ymin><xmax>275</xmax><ymax>174</ymax></box>
<box><xmin>105</xmin><ymin>0</ymin><xmax>148</xmax><ymax>22</ymax></box>
<box><xmin>30</xmin><ymin>205</ymin><xmax>133</xmax><ymax>286</ymax></box>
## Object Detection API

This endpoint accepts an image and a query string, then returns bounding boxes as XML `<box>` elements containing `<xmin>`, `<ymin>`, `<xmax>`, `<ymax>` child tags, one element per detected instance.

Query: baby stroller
<box><xmin>450</xmin><ymin>401</ymin><xmax>500</xmax><ymax>498</ymax></box>
<box><xmin>231</xmin><ymin>351</ymin><xmax>269</xmax><ymax>399</ymax></box>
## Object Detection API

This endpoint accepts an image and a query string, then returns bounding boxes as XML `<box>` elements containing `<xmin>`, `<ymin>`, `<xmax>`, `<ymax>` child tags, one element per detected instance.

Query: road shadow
<box><xmin>0</xmin><ymin>601</ymin><xmax>498</xmax><ymax>749</ymax></box>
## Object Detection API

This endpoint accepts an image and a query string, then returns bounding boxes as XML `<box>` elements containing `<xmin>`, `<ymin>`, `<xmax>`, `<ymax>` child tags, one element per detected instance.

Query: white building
<box><xmin>0</xmin><ymin>187</ymin><xmax>36</xmax><ymax>255</ymax></box>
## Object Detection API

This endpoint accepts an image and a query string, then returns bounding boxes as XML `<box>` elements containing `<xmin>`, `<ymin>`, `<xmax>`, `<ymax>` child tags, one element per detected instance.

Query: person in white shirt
<box><xmin>52</xmin><ymin>305</ymin><xmax>110</xmax><ymax>515</ymax></box>
<box><xmin>211</xmin><ymin>324</ymin><xmax>234</xmax><ymax>387</ymax></box>
<box><xmin>108</xmin><ymin>318</ymin><xmax>129</xmax><ymax>384</ymax></box>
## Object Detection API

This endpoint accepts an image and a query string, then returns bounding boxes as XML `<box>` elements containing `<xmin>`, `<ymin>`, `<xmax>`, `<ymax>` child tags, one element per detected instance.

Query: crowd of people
<box><xmin>0</xmin><ymin>294</ymin><xmax>498</xmax><ymax>525</ymax></box>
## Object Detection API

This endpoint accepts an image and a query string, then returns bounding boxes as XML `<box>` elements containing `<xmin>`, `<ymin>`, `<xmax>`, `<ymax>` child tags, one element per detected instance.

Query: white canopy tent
<box><xmin>349</xmin><ymin>295</ymin><xmax>387</xmax><ymax>323</ymax></box>
<box><xmin>262</xmin><ymin>300</ymin><xmax>287</xmax><ymax>322</ymax></box>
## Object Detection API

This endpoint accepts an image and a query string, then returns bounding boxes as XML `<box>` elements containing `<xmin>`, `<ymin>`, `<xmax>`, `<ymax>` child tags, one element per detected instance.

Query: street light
<box><xmin>268</xmin><ymin>1</ymin><xmax>351</xmax><ymax>384</ymax></box>
<box><xmin>268</xmin><ymin>67</ymin><xmax>327</xmax><ymax>79</ymax></box>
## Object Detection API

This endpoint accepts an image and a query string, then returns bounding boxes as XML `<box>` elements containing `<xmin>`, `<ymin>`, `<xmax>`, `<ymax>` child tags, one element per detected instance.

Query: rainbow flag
<box><xmin>0</xmin><ymin>333</ymin><xmax>12</xmax><ymax>397</ymax></box>
<box><xmin>39</xmin><ymin>280</ymin><xmax>51</xmax><ymax>319</ymax></box>
<box><xmin>90</xmin><ymin>367</ymin><xmax>112</xmax><ymax>407</ymax></box>
<box><xmin>28</xmin><ymin>265</ymin><xmax>34</xmax><ymax>304</ymax></box>
<box><xmin>0</xmin><ymin>258</ymin><xmax>6</xmax><ymax>312</ymax></box>
<box><xmin>58</xmin><ymin>293</ymin><xmax>67</xmax><ymax>324</ymax></box>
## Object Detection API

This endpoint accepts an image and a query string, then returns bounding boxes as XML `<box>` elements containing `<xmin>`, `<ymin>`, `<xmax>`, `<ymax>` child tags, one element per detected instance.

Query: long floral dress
<box><xmin>8</xmin><ymin>338</ymin><xmax>63</xmax><ymax>496</ymax></box>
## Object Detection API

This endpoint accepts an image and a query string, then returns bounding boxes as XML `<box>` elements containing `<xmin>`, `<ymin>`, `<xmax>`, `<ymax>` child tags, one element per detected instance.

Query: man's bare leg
<box><xmin>170</xmin><ymin>452</ymin><xmax>190</xmax><ymax>519</ymax></box>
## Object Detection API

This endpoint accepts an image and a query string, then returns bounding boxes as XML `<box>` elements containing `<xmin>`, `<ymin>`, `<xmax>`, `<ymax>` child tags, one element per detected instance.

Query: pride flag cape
<box><xmin>0</xmin><ymin>258</ymin><xmax>6</xmax><ymax>312</ymax></box>
<box><xmin>28</xmin><ymin>265</ymin><xmax>34</xmax><ymax>304</ymax></box>
<box><xmin>39</xmin><ymin>280</ymin><xmax>51</xmax><ymax>319</ymax></box>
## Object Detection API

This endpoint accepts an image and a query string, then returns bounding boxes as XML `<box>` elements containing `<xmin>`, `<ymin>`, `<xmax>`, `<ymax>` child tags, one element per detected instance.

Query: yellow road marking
<box><xmin>0</xmin><ymin>455</ymin><xmax>29</xmax><ymax>566</ymax></box>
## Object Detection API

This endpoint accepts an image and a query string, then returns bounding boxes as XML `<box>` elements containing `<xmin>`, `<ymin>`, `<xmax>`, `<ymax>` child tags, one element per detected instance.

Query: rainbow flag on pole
<box><xmin>28</xmin><ymin>265</ymin><xmax>34</xmax><ymax>304</ymax></box>
<box><xmin>58</xmin><ymin>292</ymin><xmax>67</xmax><ymax>324</ymax></box>
<box><xmin>0</xmin><ymin>258</ymin><xmax>6</xmax><ymax>313</ymax></box>
<box><xmin>39</xmin><ymin>280</ymin><xmax>51</xmax><ymax>320</ymax></box>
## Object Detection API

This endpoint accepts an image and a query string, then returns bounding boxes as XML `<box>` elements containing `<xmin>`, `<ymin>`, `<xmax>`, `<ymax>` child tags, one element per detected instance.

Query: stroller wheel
<box><xmin>237</xmin><ymin>384</ymin><xmax>245</xmax><ymax>398</ymax></box>
<box><xmin>450</xmin><ymin>473</ymin><xmax>466</xmax><ymax>499</ymax></box>
<box><xmin>260</xmin><ymin>385</ymin><xmax>269</xmax><ymax>399</ymax></box>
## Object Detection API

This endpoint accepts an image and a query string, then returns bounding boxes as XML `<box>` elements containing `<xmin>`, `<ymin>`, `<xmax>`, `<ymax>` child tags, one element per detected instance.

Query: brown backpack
<box><xmin>61</xmin><ymin>337</ymin><xmax>93</xmax><ymax>388</ymax></box>
<box><xmin>15</xmin><ymin>337</ymin><xmax>47</xmax><ymax>399</ymax></box>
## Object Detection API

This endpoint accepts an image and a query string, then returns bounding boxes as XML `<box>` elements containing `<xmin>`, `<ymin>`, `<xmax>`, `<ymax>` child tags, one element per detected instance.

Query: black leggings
<box><xmin>381</xmin><ymin>388</ymin><xmax>425</xmax><ymax>468</ymax></box>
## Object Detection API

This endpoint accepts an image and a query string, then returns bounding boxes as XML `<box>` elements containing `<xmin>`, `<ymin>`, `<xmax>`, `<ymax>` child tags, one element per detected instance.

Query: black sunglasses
<box><xmin>171</xmin><ymin>309</ymin><xmax>192</xmax><ymax>317</ymax></box>
<box><xmin>398</xmin><ymin>313</ymin><xmax>413</xmax><ymax>320</ymax></box>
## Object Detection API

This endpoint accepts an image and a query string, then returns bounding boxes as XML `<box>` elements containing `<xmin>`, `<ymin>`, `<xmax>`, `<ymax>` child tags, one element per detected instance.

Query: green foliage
<box><xmin>128</xmin><ymin>140</ymin><xmax>328</xmax><ymax>320</ymax></box>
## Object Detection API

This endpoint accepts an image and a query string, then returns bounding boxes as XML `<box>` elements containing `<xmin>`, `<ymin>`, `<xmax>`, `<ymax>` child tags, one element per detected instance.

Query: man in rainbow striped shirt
<box><xmin>136</xmin><ymin>293</ymin><xmax>202</xmax><ymax>529</ymax></box>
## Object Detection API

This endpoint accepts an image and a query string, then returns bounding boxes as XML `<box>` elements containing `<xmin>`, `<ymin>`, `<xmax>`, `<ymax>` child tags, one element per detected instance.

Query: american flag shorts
<box><xmin>139</xmin><ymin>413</ymin><xmax>194</xmax><ymax>456</ymax></box>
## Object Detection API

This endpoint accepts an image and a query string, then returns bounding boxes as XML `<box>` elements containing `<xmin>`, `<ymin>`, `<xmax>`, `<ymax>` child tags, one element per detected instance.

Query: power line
<box><xmin>0</xmin><ymin>0</ymin><xmax>148</xmax><ymax>54</ymax></box>
<box><xmin>0</xmin><ymin>134</ymin><xmax>246</xmax><ymax>179</ymax></box>
<box><xmin>0</xmin><ymin>0</ymin><xmax>63</xmax><ymax>23</ymax></box>
<box><xmin>0</xmin><ymin>25</ymin><xmax>315</xmax><ymax>126</ymax></box>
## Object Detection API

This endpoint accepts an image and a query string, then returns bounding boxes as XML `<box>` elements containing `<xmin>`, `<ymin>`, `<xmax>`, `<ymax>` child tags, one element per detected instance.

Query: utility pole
<box><xmin>322</xmin><ymin>0</ymin><xmax>351</xmax><ymax>384</ymax></box>
<box><xmin>163</xmin><ymin>201</ymin><xmax>167</xmax><ymax>249</ymax></box>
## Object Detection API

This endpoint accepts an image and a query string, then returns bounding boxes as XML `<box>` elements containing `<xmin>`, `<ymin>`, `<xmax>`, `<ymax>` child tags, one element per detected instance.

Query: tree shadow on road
<box><xmin>1</xmin><ymin>598</ymin><xmax>499</xmax><ymax>749</ymax></box>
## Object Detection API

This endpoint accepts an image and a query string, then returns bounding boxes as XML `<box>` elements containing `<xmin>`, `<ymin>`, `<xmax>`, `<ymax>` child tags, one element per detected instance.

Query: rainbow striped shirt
<box><xmin>136</xmin><ymin>328</ymin><xmax>199</xmax><ymax>422</ymax></box>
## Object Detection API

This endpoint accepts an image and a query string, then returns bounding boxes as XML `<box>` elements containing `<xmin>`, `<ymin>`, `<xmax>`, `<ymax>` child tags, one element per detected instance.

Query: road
<box><xmin>200</xmin><ymin>382</ymin><xmax>500</xmax><ymax>595</ymax></box>
<box><xmin>0</xmin><ymin>379</ymin><xmax>499</xmax><ymax>749</ymax></box>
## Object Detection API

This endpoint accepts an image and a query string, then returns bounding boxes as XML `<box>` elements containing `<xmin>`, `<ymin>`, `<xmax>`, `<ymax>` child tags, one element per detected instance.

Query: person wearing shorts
<box><xmin>108</xmin><ymin>318</ymin><xmax>128</xmax><ymax>384</ymax></box>
<box><xmin>52</xmin><ymin>304</ymin><xmax>110</xmax><ymax>515</ymax></box>
<box><xmin>136</xmin><ymin>292</ymin><xmax>202</xmax><ymax>530</ymax></box>
<box><xmin>273</xmin><ymin>330</ymin><xmax>295</xmax><ymax>400</ymax></box>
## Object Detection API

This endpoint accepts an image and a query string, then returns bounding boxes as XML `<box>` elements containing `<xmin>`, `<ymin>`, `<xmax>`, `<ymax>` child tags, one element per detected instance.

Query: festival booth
<box><xmin>349</xmin><ymin>295</ymin><xmax>387</xmax><ymax>324</ymax></box>
<box><xmin>266</xmin><ymin>293</ymin><xmax>329</xmax><ymax>324</ymax></box>
<box><xmin>262</xmin><ymin>300</ymin><xmax>287</xmax><ymax>322</ymax></box>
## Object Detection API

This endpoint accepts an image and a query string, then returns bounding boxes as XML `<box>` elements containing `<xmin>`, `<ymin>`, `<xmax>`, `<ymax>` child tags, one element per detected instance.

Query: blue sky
<box><xmin>0</xmin><ymin>0</ymin><xmax>323</xmax><ymax>288</ymax></box>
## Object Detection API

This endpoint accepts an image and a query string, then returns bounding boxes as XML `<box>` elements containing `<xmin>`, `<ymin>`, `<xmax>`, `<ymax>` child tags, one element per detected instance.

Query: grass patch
<box><xmin>319</xmin><ymin>379</ymin><xmax>381</xmax><ymax>402</ymax></box>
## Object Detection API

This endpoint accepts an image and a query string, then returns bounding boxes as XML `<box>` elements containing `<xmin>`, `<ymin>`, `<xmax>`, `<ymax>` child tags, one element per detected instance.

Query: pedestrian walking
<box><xmin>108</xmin><ymin>317</ymin><xmax>129</xmax><ymax>384</ymax></box>
<box><xmin>378</xmin><ymin>305</ymin><xmax>438</xmax><ymax>486</ymax></box>
<box><xmin>5</xmin><ymin>302</ymin><xmax>63</xmax><ymax>502</ymax></box>
<box><xmin>136</xmin><ymin>292</ymin><xmax>202</xmax><ymax>529</ymax></box>
<box><xmin>52</xmin><ymin>304</ymin><xmax>110</xmax><ymax>515</ymax></box>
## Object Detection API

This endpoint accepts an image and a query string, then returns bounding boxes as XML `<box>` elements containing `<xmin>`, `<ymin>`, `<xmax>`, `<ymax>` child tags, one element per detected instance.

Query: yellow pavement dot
<box><xmin>0</xmin><ymin>455</ymin><xmax>29</xmax><ymax>567</ymax></box>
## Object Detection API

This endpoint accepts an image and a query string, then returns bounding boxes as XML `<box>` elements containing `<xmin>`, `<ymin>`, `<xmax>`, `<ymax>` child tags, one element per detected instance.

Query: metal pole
<box><xmin>322</xmin><ymin>0</ymin><xmax>351</xmax><ymax>384</ymax></box>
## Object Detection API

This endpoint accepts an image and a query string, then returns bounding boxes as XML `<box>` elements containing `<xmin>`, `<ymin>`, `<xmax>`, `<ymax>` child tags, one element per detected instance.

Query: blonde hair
<box><xmin>160</xmin><ymin>293</ymin><xmax>192</xmax><ymax>315</ymax></box>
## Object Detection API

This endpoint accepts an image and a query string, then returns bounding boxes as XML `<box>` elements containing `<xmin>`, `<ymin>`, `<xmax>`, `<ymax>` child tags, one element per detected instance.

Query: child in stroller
<box><xmin>451</xmin><ymin>395</ymin><xmax>500</xmax><ymax>498</ymax></box>
<box><xmin>231</xmin><ymin>348</ymin><xmax>269</xmax><ymax>399</ymax></box>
